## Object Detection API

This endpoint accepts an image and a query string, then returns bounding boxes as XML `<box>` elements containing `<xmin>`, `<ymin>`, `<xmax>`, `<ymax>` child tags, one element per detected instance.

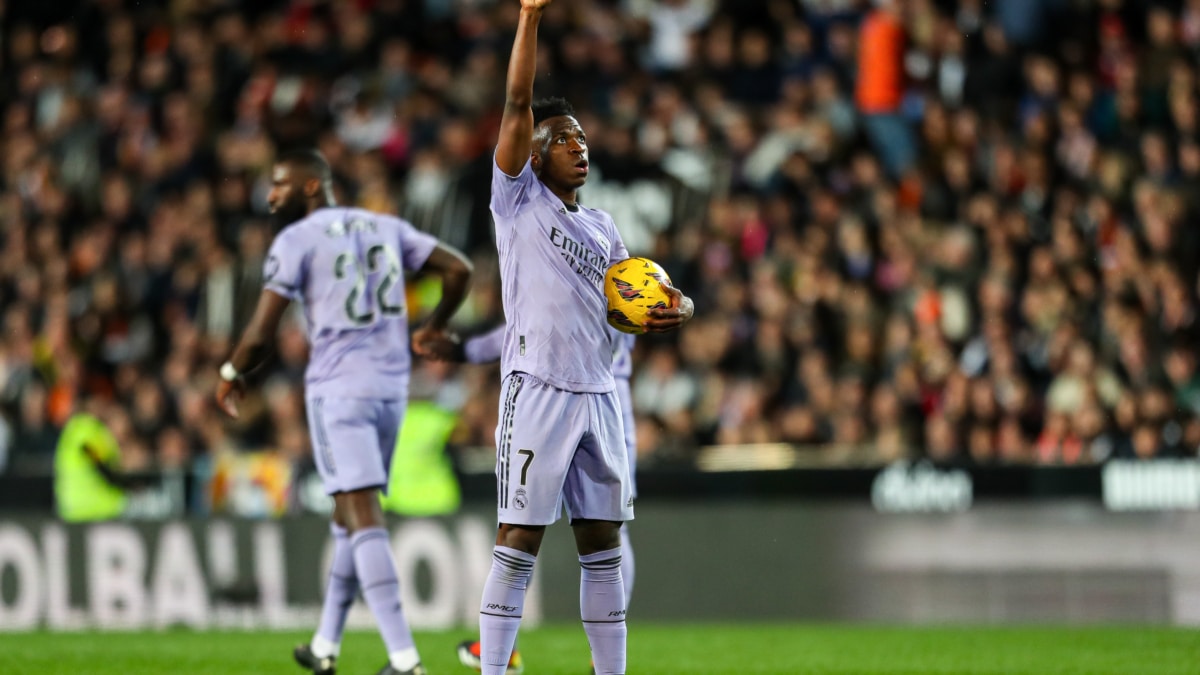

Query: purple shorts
<box><xmin>494</xmin><ymin>372</ymin><xmax>634</xmax><ymax>526</ymax></box>
<box><xmin>306</xmin><ymin>395</ymin><xmax>404</xmax><ymax>495</ymax></box>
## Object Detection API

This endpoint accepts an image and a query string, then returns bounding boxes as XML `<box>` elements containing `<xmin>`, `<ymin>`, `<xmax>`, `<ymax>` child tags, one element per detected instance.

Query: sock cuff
<box><xmin>494</xmin><ymin>545</ymin><xmax>537</xmax><ymax>565</ymax></box>
<box><xmin>491</xmin><ymin>545</ymin><xmax>536</xmax><ymax>589</ymax></box>
<box><xmin>579</xmin><ymin>546</ymin><xmax>622</xmax><ymax>568</ymax></box>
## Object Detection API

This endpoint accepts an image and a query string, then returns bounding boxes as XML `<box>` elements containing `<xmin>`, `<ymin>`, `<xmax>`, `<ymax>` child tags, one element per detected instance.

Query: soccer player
<box><xmin>424</xmin><ymin>327</ymin><xmax>640</xmax><ymax>674</ymax></box>
<box><xmin>215</xmin><ymin>149</ymin><xmax>474</xmax><ymax>675</ymax></box>
<box><xmin>478</xmin><ymin>1</ymin><xmax>693</xmax><ymax>673</ymax></box>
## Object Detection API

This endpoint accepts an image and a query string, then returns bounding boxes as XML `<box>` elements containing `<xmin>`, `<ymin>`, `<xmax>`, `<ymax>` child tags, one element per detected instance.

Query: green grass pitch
<box><xmin>1</xmin><ymin>624</ymin><xmax>1198</xmax><ymax>674</ymax></box>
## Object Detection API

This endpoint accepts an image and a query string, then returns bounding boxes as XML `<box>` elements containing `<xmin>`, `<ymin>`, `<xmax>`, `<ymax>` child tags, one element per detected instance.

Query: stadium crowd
<box><xmin>2</xmin><ymin>0</ymin><xmax>1200</xmax><ymax>487</ymax></box>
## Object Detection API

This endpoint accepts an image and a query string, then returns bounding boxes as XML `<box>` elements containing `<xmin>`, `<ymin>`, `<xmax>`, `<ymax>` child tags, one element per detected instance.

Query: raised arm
<box><xmin>495</xmin><ymin>0</ymin><xmax>552</xmax><ymax>176</ymax></box>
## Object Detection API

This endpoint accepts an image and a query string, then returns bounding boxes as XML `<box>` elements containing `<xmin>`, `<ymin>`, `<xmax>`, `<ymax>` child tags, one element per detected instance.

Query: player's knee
<box><xmin>331</xmin><ymin>504</ymin><xmax>350</xmax><ymax>530</ymax></box>
<box><xmin>335</xmin><ymin>488</ymin><xmax>385</xmax><ymax>532</ymax></box>
<box><xmin>571</xmin><ymin>519</ymin><xmax>621</xmax><ymax>555</ymax></box>
<box><xmin>496</xmin><ymin>523</ymin><xmax>545</xmax><ymax>555</ymax></box>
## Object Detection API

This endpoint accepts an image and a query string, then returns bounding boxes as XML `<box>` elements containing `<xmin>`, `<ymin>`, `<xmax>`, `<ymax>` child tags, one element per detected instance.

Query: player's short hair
<box><xmin>277</xmin><ymin>148</ymin><xmax>332</xmax><ymax>184</ymax></box>
<box><xmin>532</xmin><ymin>97</ymin><xmax>576</xmax><ymax>126</ymax></box>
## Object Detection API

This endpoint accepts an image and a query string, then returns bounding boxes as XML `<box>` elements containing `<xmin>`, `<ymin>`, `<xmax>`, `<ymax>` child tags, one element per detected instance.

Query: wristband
<box><xmin>219</xmin><ymin>362</ymin><xmax>240</xmax><ymax>382</ymax></box>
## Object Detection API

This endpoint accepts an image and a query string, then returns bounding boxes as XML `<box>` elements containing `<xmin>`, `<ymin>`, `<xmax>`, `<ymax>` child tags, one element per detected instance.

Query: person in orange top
<box><xmin>856</xmin><ymin>1</ymin><xmax>906</xmax><ymax>114</ymax></box>
<box><xmin>856</xmin><ymin>0</ymin><xmax>916</xmax><ymax>178</ymax></box>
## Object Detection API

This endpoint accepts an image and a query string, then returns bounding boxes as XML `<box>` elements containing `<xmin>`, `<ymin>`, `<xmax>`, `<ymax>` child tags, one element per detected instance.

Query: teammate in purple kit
<box><xmin>478</xmin><ymin>1</ymin><xmax>693</xmax><ymax>673</ymax></box>
<box><xmin>215</xmin><ymin>149</ymin><xmax>473</xmax><ymax>675</ymax></box>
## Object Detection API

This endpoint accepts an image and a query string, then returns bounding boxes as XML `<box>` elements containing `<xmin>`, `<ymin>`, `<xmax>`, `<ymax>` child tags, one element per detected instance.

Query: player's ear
<box><xmin>303</xmin><ymin>177</ymin><xmax>322</xmax><ymax>198</ymax></box>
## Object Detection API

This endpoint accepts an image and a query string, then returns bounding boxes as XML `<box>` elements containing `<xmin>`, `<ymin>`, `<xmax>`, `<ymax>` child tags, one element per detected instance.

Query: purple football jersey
<box><xmin>264</xmin><ymin>206</ymin><xmax>438</xmax><ymax>398</ymax></box>
<box><xmin>491</xmin><ymin>158</ymin><xmax>629</xmax><ymax>393</ymax></box>
<box><xmin>467</xmin><ymin>325</ymin><xmax>634</xmax><ymax>383</ymax></box>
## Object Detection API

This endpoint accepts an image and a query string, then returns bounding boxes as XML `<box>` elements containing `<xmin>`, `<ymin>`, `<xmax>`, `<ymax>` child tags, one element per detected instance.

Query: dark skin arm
<box><xmin>215</xmin><ymin>289</ymin><xmax>291</xmax><ymax>418</ymax></box>
<box><xmin>416</xmin><ymin>335</ymin><xmax>468</xmax><ymax>362</ymax></box>
<box><xmin>644</xmin><ymin>283</ymin><xmax>695</xmax><ymax>333</ymax></box>
<box><xmin>418</xmin><ymin>323</ymin><xmax>504</xmax><ymax>363</ymax></box>
<box><xmin>495</xmin><ymin>0</ymin><xmax>552</xmax><ymax>177</ymax></box>
<box><xmin>411</xmin><ymin>243</ymin><xmax>474</xmax><ymax>357</ymax></box>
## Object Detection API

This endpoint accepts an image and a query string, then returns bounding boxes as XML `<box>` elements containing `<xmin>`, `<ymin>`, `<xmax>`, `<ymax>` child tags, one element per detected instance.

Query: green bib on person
<box><xmin>380</xmin><ymin>401</ymin><xmax>462</xmax><ymax>516</ymax></box>
<box><xmin>54</xmin><ymin>413</ymin><xmax>127</xmax><ymax>522</ymax></box>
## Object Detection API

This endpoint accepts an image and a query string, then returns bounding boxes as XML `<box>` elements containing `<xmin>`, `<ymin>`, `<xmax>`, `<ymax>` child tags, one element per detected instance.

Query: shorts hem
<box><xmin>496</xmin><ymin>514</ymin><xmax>561</xmax><ymax>527</ymax></box>
<box><xmin>326</xmin><ymin>481</ymin><xmax>388</xmax><ymax>496</ymax></box>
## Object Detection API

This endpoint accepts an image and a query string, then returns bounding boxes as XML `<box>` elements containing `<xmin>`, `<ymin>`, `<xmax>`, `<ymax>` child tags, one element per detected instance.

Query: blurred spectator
<box><xmin>627</xmin><ymin>0</ymin><xmax>715</xmax><ymax>74</ymax></box>
<box><xmin>855</xmin><ymin>0</ymin><xmax>915</xmax><ymax>178</ymax></box>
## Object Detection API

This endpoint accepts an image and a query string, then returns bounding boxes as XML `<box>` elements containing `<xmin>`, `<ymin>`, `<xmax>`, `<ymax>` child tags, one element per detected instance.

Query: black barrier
<box><xmin>542</xmin><ymin>464</ymin><xmax>1101</xmax><ymax>501</ymax></box>
<box><xmin>6</xmin><ymin>460</ymin><xmax>1200</xmax><ymax>515</ymax></box>
<box><xmin>0</xmin><ymin>476</ymin><xmax>53</xmax><ymax>511</ymax></box>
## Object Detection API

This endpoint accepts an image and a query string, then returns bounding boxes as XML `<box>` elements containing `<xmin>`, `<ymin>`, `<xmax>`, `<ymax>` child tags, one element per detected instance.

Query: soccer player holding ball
<box><xmin>474</xmin><ymin>0</ymin><xmax>694</xmax><ymax>673</ymax></box>
<box><xmin>422</xmin><ymin>326</ymin><xmax>641</xmax><ymax>674</ymax></box>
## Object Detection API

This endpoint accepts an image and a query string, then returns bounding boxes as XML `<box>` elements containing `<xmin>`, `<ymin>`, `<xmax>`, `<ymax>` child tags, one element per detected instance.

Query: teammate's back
<box><xmin>266</xmin><ymin>206</ymin><xmax>438</xmax><ymax>398</ymax></box>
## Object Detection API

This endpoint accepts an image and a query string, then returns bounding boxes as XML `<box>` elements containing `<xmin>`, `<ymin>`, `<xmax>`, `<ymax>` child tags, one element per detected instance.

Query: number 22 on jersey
<box><xmin>334</xmin><ymin>244</ymin><xmax>403</xmax><ymax>326</ymax></box>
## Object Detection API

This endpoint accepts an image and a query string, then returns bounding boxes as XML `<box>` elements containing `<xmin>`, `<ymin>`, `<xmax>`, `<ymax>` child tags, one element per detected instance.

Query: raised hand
<box><xmin>521</xmin><ymin>0</ymin><xmax>553</xmax><ymax>9</ymax></box>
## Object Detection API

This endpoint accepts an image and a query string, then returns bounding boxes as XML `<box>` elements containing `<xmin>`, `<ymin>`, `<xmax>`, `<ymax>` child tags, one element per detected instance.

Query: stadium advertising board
<box><xmin>870</xmin><ymin>461</ymin><xmax>973</xmax><ymax>513</ymax></box>
<box><xmin>1101</xmin><ymin>460</ymin><xmax>1200</xmax><ymax>511</ymax></box>
<box><xmin>867</xmin><ymin>459</ymin><xmax>1200</xmax><ymax>514</ymax></box>
<box><xmin>6</xmin><ymin>502</ymin><xmax>1200</xmax><ymax>630</ymax></box>
<box><xmin>0</xmin><ymin>513</ymin><xmax>536</xmax><ymax>631</ymax></box>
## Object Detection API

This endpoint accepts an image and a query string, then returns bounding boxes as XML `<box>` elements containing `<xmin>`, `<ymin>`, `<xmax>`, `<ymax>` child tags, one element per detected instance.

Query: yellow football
<box><xmin>604</xmin><ymin>257</ymin><xmax>673</xmax><ymax>334</ymax></box>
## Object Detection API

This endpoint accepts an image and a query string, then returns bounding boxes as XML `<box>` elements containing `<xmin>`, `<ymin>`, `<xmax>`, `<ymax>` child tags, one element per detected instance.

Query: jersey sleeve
<box><xmin>490</xmin><ymin>154</ymin><xmax>540</xmax><ymax>220</ymax></box>
<box><xmin>464</xmin><ymin>325</ymin><xmax>505</xmax><ymax>365</ymax></box>
<box><xmin>263</xmin><ymin>229</ymin><xmax>306</xmax><ymax>302</ymax></box>
<box><xmin>391</xmin><ymin>216</ymin><xmax>439</xmax><ymax>272</ymax></box>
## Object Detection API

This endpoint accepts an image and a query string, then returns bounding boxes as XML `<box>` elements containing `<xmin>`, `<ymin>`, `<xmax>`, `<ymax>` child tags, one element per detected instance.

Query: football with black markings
<box><xmin>604</xmin><ymin>257</ymin><xmax>673</xmax><ymax>334</ymax></box>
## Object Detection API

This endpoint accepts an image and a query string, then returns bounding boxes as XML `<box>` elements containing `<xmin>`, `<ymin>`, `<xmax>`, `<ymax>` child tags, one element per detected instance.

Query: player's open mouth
<box><xmin>575</xmin><ymin>161</ymin><xmax>589</xmax><ymax>174</ymax></box>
